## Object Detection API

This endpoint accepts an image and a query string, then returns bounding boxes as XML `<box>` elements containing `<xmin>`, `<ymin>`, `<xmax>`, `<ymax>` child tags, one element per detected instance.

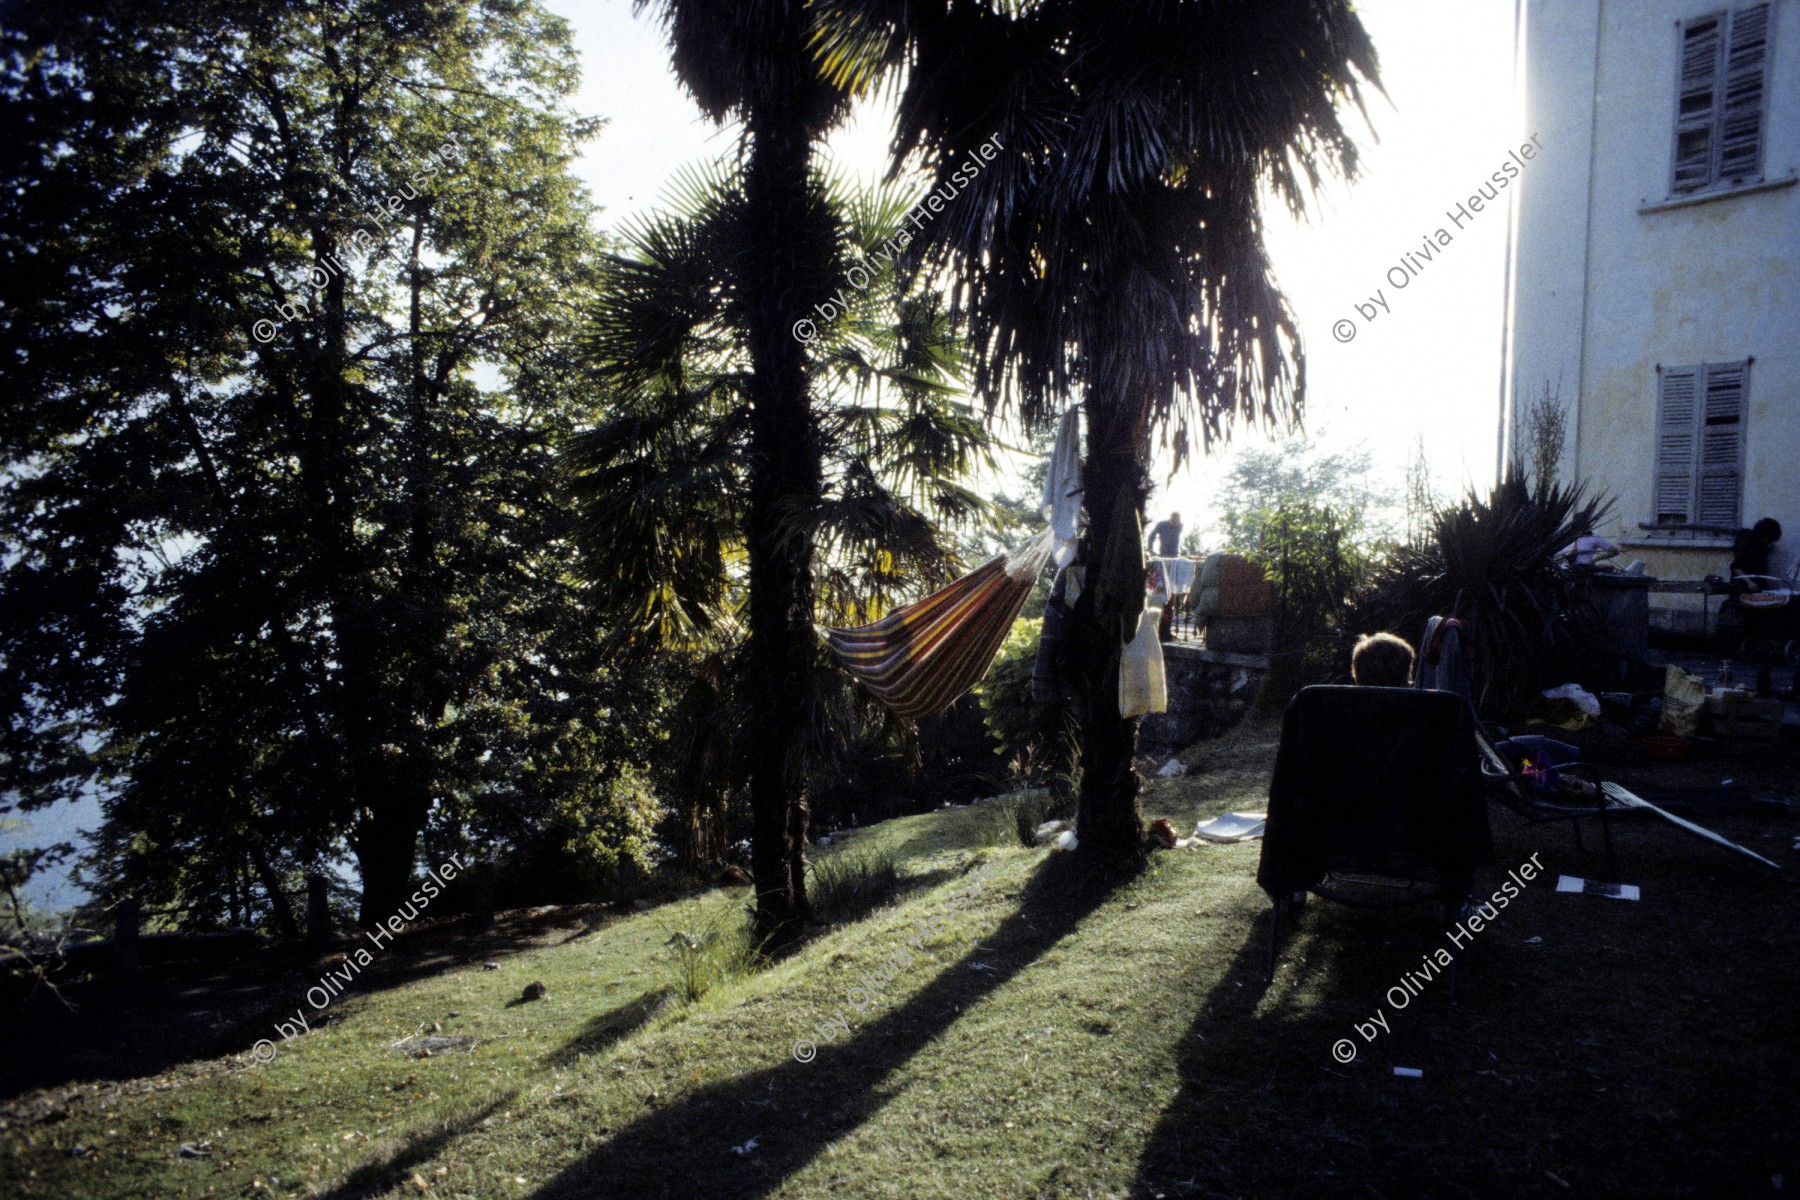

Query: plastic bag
<box><xmin>1660</xmin><ymin>664</ymin><xmax>1706</xmax><ymax>738</ymax></box>
<box><xmin>1542</xmin><ymin>683</ymin><xmax>1601</xmax><ymax>717</ymax></box>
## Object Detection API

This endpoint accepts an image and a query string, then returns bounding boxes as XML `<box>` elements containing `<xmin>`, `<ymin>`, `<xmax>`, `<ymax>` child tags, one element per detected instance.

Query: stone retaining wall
<box><xmin>1139</xmin><ymin>642</ymin><xmax>1269</xmax><ymax>754</ymax></box>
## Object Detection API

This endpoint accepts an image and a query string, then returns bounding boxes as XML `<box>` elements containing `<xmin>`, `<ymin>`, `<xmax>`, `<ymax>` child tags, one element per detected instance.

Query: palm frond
<box><xmin>567</xmin><ymin>151</ymin><xmax>999</xmax><ymax>656</ymax></box>
<box><xmin>839</xmin><ymin>0</ymin><xmax>1381</xmax><ymax>462</ymax></box>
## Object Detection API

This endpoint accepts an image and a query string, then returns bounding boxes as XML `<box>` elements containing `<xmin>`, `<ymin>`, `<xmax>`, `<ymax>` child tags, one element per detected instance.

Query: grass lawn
<box><xmin>3</xmin><ymin>721</ymin><xmax>1796</xmax><ymax>1199</ymax></box>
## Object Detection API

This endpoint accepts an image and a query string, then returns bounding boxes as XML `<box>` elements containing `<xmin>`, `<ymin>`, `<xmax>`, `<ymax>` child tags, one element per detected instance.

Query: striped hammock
<box><xmin>824</xmin><ymin>530</ymin><xmax>1054</xmax><ymax>720</ymax></box>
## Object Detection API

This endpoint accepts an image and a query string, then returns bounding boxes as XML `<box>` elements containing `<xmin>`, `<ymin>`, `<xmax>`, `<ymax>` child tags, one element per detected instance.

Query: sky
<box><xmin>546</xmin><ymin>0</ymin><xmax>1523</xmax><ymax>540</ymax></box>
<box><xmin>5</xmin><ymin>0</ymin><xmax>1523</xmax><ymax>910</ymax></box>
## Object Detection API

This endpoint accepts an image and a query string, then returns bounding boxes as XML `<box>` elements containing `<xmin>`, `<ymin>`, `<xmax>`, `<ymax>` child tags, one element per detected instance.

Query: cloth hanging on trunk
<box><xmin>1033</xmin><ymin>566</ymin><xmax>1078</xmax><ymax>702</ymax></box>
<box><xmin>1089</xmin><ymin>476</ymin><xmax>1148</xmax><ymax>645</ymax></box>
<box><xmin>824</xmin><ymin>530</ymin><xmax>1054</xmax><ymax>721</ymax></box>
<box><xmin>1083</xmin><ymin>475</ymin><xmax>1163</xmax><ymax>718</ymax></box>
<box><xmin>1413</xmin><ymin>615</ymin><xmax>1473</xmax><ymax>702</ymax></box>
<box><xmin>1041</xmin><ymin>408</ymin><xmax>1083</xmax><ymax>569</ymax></box>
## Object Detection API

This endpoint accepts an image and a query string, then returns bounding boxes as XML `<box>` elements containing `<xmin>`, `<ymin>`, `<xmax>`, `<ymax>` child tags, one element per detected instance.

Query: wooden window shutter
<box><xmin>1697</xmin><ymin>361</ymin><xmax>1748</xmax><ymax>526</ymax></box>
<box><xmin>1655</xmin><ymin>366</ymin><xmax>1700</xmax><ymax>524</ymax></box>
<box><xmin>1719</xmin><ymin>3</ymin><xmax>1771</xmax><ymax>183</ymax></box>
<box><xmin>1674</xmin><ymin>14</ymin><xmax>1724</xmax><ymax>192</ymax></box>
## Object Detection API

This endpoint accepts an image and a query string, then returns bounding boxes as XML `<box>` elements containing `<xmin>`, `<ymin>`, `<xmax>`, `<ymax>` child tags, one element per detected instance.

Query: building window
<box><xmin>1671</xmin><ymin>4</ymin><xmax>1772</xmax><ymax>194</ymax></box>
<box><xmin>1654</xmin><ymin>361</ymin><xmax>1748</xmax><ymax>526</ymax></box>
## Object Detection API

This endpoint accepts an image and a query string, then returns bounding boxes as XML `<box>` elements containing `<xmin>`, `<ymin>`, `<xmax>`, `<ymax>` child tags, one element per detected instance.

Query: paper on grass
<box><xmin>1191</xmin><ymin>812</ymin><xmax>1268</xmax><ymax>843</ymax></box>
<box><xmin>1556</xmin><ymin>874</ymin><xmax>1640</xmax><ymax>901</ymax></box>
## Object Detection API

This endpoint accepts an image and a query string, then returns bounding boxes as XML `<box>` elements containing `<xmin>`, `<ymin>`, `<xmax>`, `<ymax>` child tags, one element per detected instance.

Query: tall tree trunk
<box><xmin>742</xmin><ymin>88</ymin><xmax>822</xmax><ymax>951</ymax></box>
<box><xmin>346</xmin><ymin>215</ymin><xmax>448</xmax><ymax>929</ymax></box>
<box><xmin>228</xmin><ymin>865</ymin><xmax>244</xmax><ymax>929</ymax></box>
<box><xmin>354</xmin><ymin>789</ymin><xmax>428</xmax><ymax>925</ymax></box>
<box><xmin>1070</xmin><ymin>402</ymin><xmax>1150</xmax><ymax>867</ymax></box>
<box><xmin>301</xmin><ymin>109</ymin><xmax>434</xmax><ymax>931</ymax></box>
<box><xmin>247</xmin><ymin>842</ymin><xmax>301</xmax><ymax>940</ymax></box>
<box><xmin>305</xmin><ymin>872</ymin><xmax>333</xmax><ymax>944</ymax></box>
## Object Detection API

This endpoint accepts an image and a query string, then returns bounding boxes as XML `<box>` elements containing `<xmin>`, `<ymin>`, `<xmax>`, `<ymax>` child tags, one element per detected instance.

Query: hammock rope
<box><xmin>824</xmin><ymin>529</ymin><xmax>1055</xmax><ymax>720</ymax></box>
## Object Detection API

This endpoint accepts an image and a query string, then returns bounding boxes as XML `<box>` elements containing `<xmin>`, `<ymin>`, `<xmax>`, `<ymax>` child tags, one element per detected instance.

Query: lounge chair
<box><xmin>1475</xmin><ymin>728</ymin><xmax>1622</xmax><ymax>879</ymax></box>
<box><xmin>1257</xmin><ymin>686</ymin><xmax>1495</xmax><ymax>990</ymax></box>
<box><xmin>1477</xmin><ymin>726</ymin><xmax>1780</xmax><ymax>873</ymax></box>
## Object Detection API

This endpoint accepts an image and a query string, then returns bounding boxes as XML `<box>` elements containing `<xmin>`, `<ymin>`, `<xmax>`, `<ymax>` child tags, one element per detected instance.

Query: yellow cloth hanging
<box><xmin>1119</xmin><ymin>599</ymin><xmax>1168</xmax><ymax>718</ymax></box>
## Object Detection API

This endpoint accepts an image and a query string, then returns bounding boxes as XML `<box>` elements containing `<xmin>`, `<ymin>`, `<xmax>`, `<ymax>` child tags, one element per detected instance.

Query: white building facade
<box><xmin>1507</xmin><ymin>0</ymin><xmax>1799</xmax><ymax>629</ymax></box>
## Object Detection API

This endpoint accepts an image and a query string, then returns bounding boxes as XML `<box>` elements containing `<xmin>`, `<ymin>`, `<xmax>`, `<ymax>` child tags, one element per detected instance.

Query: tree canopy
<box><xmin>0</xmin><ymin>0</ymin><xmax>643</xmax><ymax>927</ymax></box>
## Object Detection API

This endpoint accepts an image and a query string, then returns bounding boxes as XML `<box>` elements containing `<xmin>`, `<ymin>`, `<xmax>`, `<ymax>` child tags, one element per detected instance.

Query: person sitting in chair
<box><xmin>1351</xmin><ymin>631</ymin><xmax>1414</xmax><ymax>688</ymax></box>
<box><xmin>1730</xmin><ymin>517</ymin><xmax>1782</xmax><ymax>587</ymax></box>
<box><xmin>1554</xmin><ymin>527</ymin><xmax>1621</xmax><ymax>572</ymax></box>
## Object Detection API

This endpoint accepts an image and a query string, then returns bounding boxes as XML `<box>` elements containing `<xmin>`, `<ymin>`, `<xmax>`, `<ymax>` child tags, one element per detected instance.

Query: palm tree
<box><xmin>815</xmin><ymin>0</ymin><xmax>1382</xmax><ymax>866</ymax></box>
<box><xmin>623</xmin><ymin>0</ymin><xmax>859</xmax><ymax>946</ymax></box>
<box><xmin>568</xmin><ymin>158</ymin><xmax>994</xmax><ymax>936</ymax></box>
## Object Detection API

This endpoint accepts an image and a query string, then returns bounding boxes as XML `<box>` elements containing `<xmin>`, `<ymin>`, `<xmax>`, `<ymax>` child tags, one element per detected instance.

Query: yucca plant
<box><xmin>659</xmin><ymin>905</ymin><xmax>765</xmax><ymax>1003</ymax></box>
<box><xmin>1359</xmin><ymin>471</ymin><xmax>1612</xmax><ymax>716</ymax></box>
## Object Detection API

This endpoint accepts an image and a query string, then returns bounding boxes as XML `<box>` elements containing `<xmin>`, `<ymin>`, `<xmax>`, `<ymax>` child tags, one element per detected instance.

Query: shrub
<box><xmin>1358</xmin><ymin>472</ymin><xmax>1610</xmax><ymax>716</ymax></box>
<box><xmin>975</xmin><ymin>618</ymin><xmax>1075</xmax><ymax>786</ymax></box>
<box><xmin>1255</xmin><ymin>499</ymin><xmax>1373</xmax><ymax>709</ymax></box>
<box><xmin>975</xmin><ymin>793</ymin><xmax>1037</xmax><ymax>849</ymax></box>
<box><xmin>998</xmin><ymin>790</ymin><xmax>1055</xmax><ymax>847</ymax></box>
<box><xmin>560</xmin><ymin>764</ymin><xmax>666</xmax><ymax>880</ymax></box>
<box><xmin>497</xmin><ymin>764</ymin><xmax>667</xmax><ymax>906</ymax></box>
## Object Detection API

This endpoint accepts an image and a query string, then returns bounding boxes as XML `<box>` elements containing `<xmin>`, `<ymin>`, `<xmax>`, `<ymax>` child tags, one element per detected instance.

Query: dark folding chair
<box><xmin>1410</xmin><ymin>613</ymin><xmax>1618</xmax><ymax>876</ymax></box>
<box><xmin>1474</xmin><ymin>727</ymin><xmax>1621</xmax><ymax>880</ymax></box>
<box><xmin>1257</xmin><ymin>686</ymin><xmax>1495</xmax><ymax>992</ymax></box>
<box><xmin>1478</xmin><ymin>725</ymin><xmax>1780</xmax><ymax>874</ymax></box>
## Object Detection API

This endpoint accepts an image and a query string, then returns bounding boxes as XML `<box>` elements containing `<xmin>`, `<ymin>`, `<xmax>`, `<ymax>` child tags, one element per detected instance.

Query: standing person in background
<box><xmin>1147</xmin><ymin>511</ymin><xmax>1183</xmax><ymax>559</ymax></box>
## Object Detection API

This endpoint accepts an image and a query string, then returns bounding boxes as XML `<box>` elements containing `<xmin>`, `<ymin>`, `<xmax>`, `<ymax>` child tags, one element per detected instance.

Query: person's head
<box><xmin>1352</xmin><ymin>632</ymin><xmax>1415</xmax><ymax>688</ymax></box>
<box><xmin>1170</xmin><ymin>512</ymin><xmax>1181</xmax><ymax>524</ymax></box>
<box><xmin>1751</xmin><ymin>517</ymin><xmax>1782</xmax><ymax>545</ymax></box>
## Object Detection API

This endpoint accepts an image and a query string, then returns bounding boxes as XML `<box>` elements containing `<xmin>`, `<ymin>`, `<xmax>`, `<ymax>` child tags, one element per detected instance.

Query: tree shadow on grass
<box><xmin>0</xmin><ymin>903</ymin><xmax>630</xmax><ymax>1102</ymax></box>
<box><xmin>541</xmin><ymin>987</ymin><xmax>674</xmax><ymax>1067</ymax></box>
<box><xmin>1132</xmin><ymin>898</ymin><xmax>1491</xmax><ymax>1200</ymax></box>
<box><xmin>314</xmin><ymin>1088</ymin><xmax>519</xmax><ymax>1200</ymax></box>
<box><xmin>540</xmin><ymin>864</ymin><xmax>963</xmax><ymax>1070</ymax></box>
<box><xmin>527</xmin><ymin>851</ymin><xmax>1124</xmax><ymax>1200</ymax></box>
